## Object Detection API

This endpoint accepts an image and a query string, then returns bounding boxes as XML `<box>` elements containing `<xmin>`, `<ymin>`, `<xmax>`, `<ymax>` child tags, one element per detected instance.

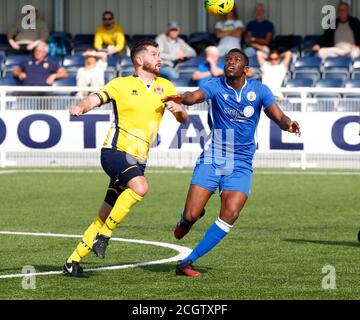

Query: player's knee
<box><xmin>130</xmin><ymin>182</ymin><xmax>148</xmax><ymax>197</ymax></box>
<box><xmin>220</xmin><ymin>207</ymin><xmax>240</xmax><ymax>224</ymax></box>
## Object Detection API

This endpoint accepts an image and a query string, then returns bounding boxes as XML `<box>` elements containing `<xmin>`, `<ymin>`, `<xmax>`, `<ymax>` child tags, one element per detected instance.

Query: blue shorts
<box><xmin>191</xmin><ymin>162</ymin><xmax>253</xmax><ymax>197</ymax></box>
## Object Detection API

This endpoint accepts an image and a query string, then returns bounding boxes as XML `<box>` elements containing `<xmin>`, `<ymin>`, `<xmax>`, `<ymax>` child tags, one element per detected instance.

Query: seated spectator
<box><xmin>214</xmin><ymin>4</ymin><xmax>245</xmax><ymax>57</ymax></box>
<box><xmin>312</xmin><ymin>2</ymin><xmax>360</xmax><ymax>60</ymax></box>
<box><xmin>12</xmin><ymin>41</ymin><xmax>68</xmax><ymax>88</ymax></box>
<box><xmin>156</xmin><ymin>21</ymin><xmax>196</xmax><ymax>80</ymax></box>
<box><xmin>76</xmin><ymin>49</ymin><xmax>108</xmax><ymax>97</ymax></box>
<box><xmin>94</xmin><ymin>11</ymin><xmax>126</xmax><ymax>56</ymax></box>
<box><xmin>192</xmin><ymin>46</ymin><xmax>224</xmax><ymax>87</ymax></box>
<box><xmin>244</xmin><ymin>3</ymin><xmax>274</xmax><ymax>58</ymax></box>
<box><xmin>256</xmin><ymin>49</ymin><xmax>292</xmax><ymax>101</ymax></box>
<box><xmin>7</xmin><ymin>9</ymin><xmax>49</xmax><ymax>54</ymax></box>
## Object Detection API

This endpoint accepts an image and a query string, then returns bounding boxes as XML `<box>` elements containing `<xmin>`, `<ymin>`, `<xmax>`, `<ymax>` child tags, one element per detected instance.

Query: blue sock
<box><xmin>181</xmin><ymin>218</ymin><xmax>232</xmax><ymax>264</ymax></box>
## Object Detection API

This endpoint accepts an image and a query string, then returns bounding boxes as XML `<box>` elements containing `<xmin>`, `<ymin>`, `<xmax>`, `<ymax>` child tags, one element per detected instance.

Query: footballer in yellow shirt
<box><xmin>64</xmin><ymin>39</ymin><xmax>188</xmax><ymax>277</ymax></box>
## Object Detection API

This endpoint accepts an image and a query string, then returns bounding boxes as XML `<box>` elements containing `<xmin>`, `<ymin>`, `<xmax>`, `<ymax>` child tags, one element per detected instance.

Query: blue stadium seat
<box><xmin>107</xmin><ymin>55</ymin><xmax>120</xmax><ymax>72</ymax></box>
<box><xmin>315</xmin><ymin>78</ymin><xmax>344</xmax><ymax>88</ymax></box>
<box><xmin>293</xmin><ymin>70</ymin><xmax>320</xmax><ymax>83</ymax></box>
<box><xmin>314</xmin><ymin>78</ymin><xmax>344</xmax><ymax>99</ymax></box>
<box><xmin>72</xmin><ymin>34</ymin><xmax>94</xmax><ymax>52</ymax></box>
<box><xmin>119</xmin><ymin>56</ymin><xmax>134</xmax><ymax>75</ymax></box>
<box><xmin>3</xmin><ymin>54</ymin><xmax>31</xmax><ymax>74</ymax></box>
<box><xmin>353</xmin><ymin>71</ymin><xmax>360</xmax><ymax>80</ymax></box>
<box><xmin>0</xmin><ymin>34</ymin><xmax>10</xmax><ymax>51</ymax></box>
<box><xmin>62</xmin><ymin>54</ymin><xmax>84</xmax><ymax>69</ymax></box>
<box><xmin>322</xmin><ymin>72</ymin><xmax>348</xmax><ymax>83</ymax></box>
<box><xmin>178</xmin><ymin>56</ymin><xmax>205</xmax><ymax>71</ymax></box>
<box><xmin>286</xmin><ymin>78</ymin><xmax>315</xmax><ymax>87</ymax></box>
<box><xmin>53</xmin><ymin>76</ymin><xmax>77</xmax><ymax>87</ymax></box>
<box><xmin>301</xmin><ymin>35</ymin><xmax>321</xmax><ymax>56</ymax></box>
<box><xmin>292</xmin><ymin>56</ymin><xmax>321</xmax><ymax>72</ymax></box>
<box><xmin>0</xmin><ymin>76</ymin><xmax>19</xmax><ymax>86</ymax></box>
<box><xmin>323</xmin><ymin>56</ymin><xmax>351</xmax><ymax>71</ymax></box>
<box><xmin>172</xmin><ymin>77</ymin><xmax>193</xmax><ymax>87</ymax></box>
<box><xmin>343</xmin><ymin>79</ymin><xmax>360</xmax><ymax>99</ymax></box>
<box><xmin>105</xmin><ymin>70</ymin><xmax>117</xmax><ymax>82</ymax></box>
<box><xmin>130</xmin><ymin>34</ymin><xmax>157</xmax><ymax>46</ymax></box>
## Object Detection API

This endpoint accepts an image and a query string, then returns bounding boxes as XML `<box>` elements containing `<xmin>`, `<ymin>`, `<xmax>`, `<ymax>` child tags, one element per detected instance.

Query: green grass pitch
<box><xmin>0</xmin><ymin>168</ymin><xmax>360</xmax><ymax>300</ymax></box>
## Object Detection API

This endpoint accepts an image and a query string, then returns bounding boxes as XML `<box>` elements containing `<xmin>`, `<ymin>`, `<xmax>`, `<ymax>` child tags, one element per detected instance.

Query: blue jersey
<box><xmin>199</xmin><ymin>77</ymin><xmax>276</xmax><ymax>170</ymax></box>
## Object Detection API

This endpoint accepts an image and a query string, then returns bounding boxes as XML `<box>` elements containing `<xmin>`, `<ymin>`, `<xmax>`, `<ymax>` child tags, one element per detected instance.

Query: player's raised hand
<box><xmin>161</xmin><ymin>95</ymin><xmax>183</xmax><ymax>104</ymax></box>
<box><xmin>288</xmin><ymin>121</ymin><xmax>301</xmax><ymax>137</ymax></box>
<box><xmin>165</xmin><ymin>101</ymin><xmax>183</xmax><ymax>114</ymax></box>
<box><xmin>69</xmin><ymin>105</ymin><xmax>84</xmax><ymax>116</ymax></box>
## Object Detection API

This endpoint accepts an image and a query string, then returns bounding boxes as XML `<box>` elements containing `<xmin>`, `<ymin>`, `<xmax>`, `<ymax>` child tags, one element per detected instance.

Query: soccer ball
<box><xmin>204</xmin><ymin>0</ymin><xmax>235</xmax><ymax>16</ymax></box>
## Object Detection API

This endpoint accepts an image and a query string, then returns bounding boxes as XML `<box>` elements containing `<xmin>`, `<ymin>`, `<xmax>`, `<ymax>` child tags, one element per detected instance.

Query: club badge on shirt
<box><xmin>154</xmin><ymin>86</ymin><xmax>164</xmax><ymax>95</ymax></box>
<box><xmin>43</xmin><ymin>62</ymin><xmax>49</xmax><ymax>69</ymax></box>
<box><xmin>247</xmin><ymin>91</ymin><xmax>256</xmax><ymax>101</ymax></box>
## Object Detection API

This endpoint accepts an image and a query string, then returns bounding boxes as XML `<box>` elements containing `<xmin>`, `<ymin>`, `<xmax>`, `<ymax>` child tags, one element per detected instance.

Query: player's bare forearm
<box><xmin>69</xmin><ymin>94</ymin><xmax>101</xmax><ymax>116</ymax></box>
<box><xmin>265</xmin><ymin>104</ymin><xmax>301</xmax><ymax>136</ymax></box>
<box><xmin>162</xmin><ymin>89</ymin><xmax>205</xmax><ymax>106</ymax></box>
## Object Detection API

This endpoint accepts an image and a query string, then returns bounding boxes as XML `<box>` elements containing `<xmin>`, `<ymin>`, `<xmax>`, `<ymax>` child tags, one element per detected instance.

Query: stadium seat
<box><xmin>130</xmin><ymin>34</ymin><xmax>157</xmax><ymax>46</ymax></box>
<box><xmin>172</xmin><ymin>77</ymin><xmax>193</xmax><ymax>87</ymax></box>
<box><xmin>0</xmin><ymin>33</ymin><xmax>10</xmax><ymax>51</ymax></box>
<box><xmin>62</xmin><ymin>54</ymin><xmax>85</xmax><ymax>69</ymax></box>
<box><xmin>301</xmin><ymin>35</ymin><xmax>321</xmax><ymax>56</ymax></box>
<box><xmin>0</xmin><ymin>75</ymin><xmax>20</xmax><ymax>86</ymax></box>
<box><xmin>105</xmin><ymin>70</ymin><xmax>117</xmax><ymax>82</ymax></box>
<box><xmin>353</xmin><ymin>71</ymin><xmax>360</xmax><ymax>80</ymax></box>
<box><xmin>322</xmin><ymin>72</ymin><xmax>348</xmax><ymax>83</ymax></box>
<box><xmin>178</xmin><ymin>56</ymin><xmax>205</xmax><ymax>71</ymax></box>
<box><xmin>293</xmin><ymin>70</ymin><xmax>320</xmax><ymax>83</ymax></box>
<box><xmin>273</xmin><ymin>35</ymin><xmax>302</xmax><ymax>54</ymax></box>
<box><xmin>52</xmin><ymin>76</ymin><xmax>77</xmax><ymax>96</ymax></box>
<box><xmin>107</xmin><ymin>55</ymin><xmax>120</xmax><ymax>71</ymax></box>
<box><xmin>286</xmin><ymin>78</ymin><xmax>315</xmax><ymax>87</ymax></box>
<box><xmin>3</xmin><ymin>54</ymin><xmax>31</xmax><ymax>74</ymax></box>
<box><xmin>188</xmin><ymin>32</ymin><xmax>218</xmax><ymax>54</ymax></box>
<box><xmin>72</xmin><ymin>34</ymin><xmax>94</xmax><ymax>52</ymax></box>
<box><xmin>292</xmin><ymin>56</ymin><xmax>321</xmax><ymax>72</ymax></box>
<box><xmin>343</xmin><ymin>79</ymin><xmax>360</xmax><ymax>99</ymax></box>
<box><xmin>53</xmin><ymin>76</ymin><xmax>77</xmax><ymax>87</ymax></box>
<box><xmin>313</xmin><ymin>78</ymin><xmax>344</xmax><ymax>99</ymax></box>
<box><xmin>119</xmin><ymin>56</ymin><xmax>134</xmax><ymax>76</ymax></box>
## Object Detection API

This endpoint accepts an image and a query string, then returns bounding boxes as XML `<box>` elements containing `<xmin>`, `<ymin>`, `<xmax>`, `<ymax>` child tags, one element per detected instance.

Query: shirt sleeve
<box><xmin>261</xmin><ymin>83</ymin><xmax>276</xmax><ymax>109</ymax></box>
<box><xmin>95</xmin><ymin>79</ymin><xmax>119</xmax><ymax>105</ymax></box>
<box><xmin>114</xmin><ymin>26</ymin><xmax>125</xmax><ymax>51</ymax></box>
<box><xmin>200</xmin><ymin>78</ymin><xmax>217</xmax><ymax>99</ymax></box>
<box><xmin>94</xmin><ymin>28</ymin><xmax>103</xmax><ymax>50</ymax></box>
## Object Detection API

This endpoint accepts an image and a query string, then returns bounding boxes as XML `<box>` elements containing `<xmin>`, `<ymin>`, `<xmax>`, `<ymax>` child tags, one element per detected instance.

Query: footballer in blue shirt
<box><xmin>162</xmin><ymin>48</ymin><xmax>301</xmax><ymax>277</ymax></box>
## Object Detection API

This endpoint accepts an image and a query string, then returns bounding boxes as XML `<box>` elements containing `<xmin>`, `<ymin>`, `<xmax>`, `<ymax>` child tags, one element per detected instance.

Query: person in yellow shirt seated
<box><xmin>94</xmin><ymin>11</ymin><xmax>126</xmax><ymax>56</ymax></box>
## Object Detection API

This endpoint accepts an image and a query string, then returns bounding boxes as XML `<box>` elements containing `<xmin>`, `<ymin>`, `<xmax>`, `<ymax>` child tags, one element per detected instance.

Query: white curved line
<box><xmin>0</xmin><ymin>231</ymin><xmax>192</xmax><ymax>279</ymax></box>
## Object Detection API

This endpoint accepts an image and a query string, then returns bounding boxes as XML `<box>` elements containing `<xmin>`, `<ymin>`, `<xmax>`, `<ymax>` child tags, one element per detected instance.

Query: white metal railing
<box><xmin>1</xmin><ymin>86</ymin><xmax>359</xmax><ymax>169</ymax></box>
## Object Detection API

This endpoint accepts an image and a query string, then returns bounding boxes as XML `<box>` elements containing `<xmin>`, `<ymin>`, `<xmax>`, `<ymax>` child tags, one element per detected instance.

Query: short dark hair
<box><xmin>226</xmin><ymin>48</ymin><xmax>249</xmax><ymax>66</ymax></box>
<box><xmin>130</xmin><ymin>38</ymin><xmax>159</xmax><ymax>64</ymax></box>
<box><xmin>102</xmin><ymin>11</ymin><xmax>114</xmax><ymax>19</ymax></box>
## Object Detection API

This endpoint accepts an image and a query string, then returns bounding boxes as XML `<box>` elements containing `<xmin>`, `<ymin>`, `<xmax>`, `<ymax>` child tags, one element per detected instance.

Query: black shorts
<box><xmin>101</xmin><ymin>148</ymin><xmax>146</xmax><ymax>190</ymax></box>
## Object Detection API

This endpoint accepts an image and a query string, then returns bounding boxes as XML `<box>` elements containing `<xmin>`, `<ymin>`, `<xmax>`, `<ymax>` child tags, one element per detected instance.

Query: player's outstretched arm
<box><xmin>264</xmin><ymin>104</ymin><xmax>301</xmax><ymax>137</ymax></box>
<box><xmin>69</xmin><ymin>94</ymin><xmax>102</xmax><ymax>116</ymax></box>
<box><xmin>165</xmin><ymin>101</ymin><xmax>188</xmax><ymax>124</ymax></box>
<box><xmin>162</xmin><ymin>89</ymin><xmax>206</xmax><ymax>106</ymax></box>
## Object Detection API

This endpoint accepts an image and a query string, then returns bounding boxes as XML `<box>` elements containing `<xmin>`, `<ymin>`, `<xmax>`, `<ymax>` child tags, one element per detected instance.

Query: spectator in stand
<box><xmin>244</xmin><ymin>3</ymin><xmax>274</xmax><ymax>58</ymax></box>
<box><xmin>256</xmin><ymin>49</ymin><xmax>292</xmax><ymax>101</ymax></box>
<box><xmin>192</xmin><ymin>46</ymin><xmax>224</xmax><ymax>87</ymax></box>
<box><xmin>214</xmin><ymin>4</ymin><xmax>245</xmax><ymax>57</ymax></box>
<box><xmin>94</xmin><ymin>11</ymin><xmax>126</xmax><ymax>56</ymax></box>
<box><xmin>7</xmin><ymin>9</ymin><xmax>49</xmax><ymax>54</ymax></box>
<box><xmin>76</xmin><ymin>49</ymin><xmax>108</xmax><ymax>97</ymax></box>
<box><xmin>312</xmin><ymin>2</ymin><xmax>360</xmax><ymax>60</ymax></box>
<box><xmin>13</xmin><ymin>41</ymin><xmax>68</xmax><ymax>88</ymax></box>
<box><xmin>155</xmin><ymin>21</ymin><xmax>196</xmax><ymax>80</ymax></box>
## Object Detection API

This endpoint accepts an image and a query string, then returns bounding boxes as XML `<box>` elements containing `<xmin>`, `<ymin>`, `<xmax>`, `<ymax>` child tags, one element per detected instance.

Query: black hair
<box><xmin>102</xmin><ymin>11</ymin><xmax>114</xmax><ymax>19</ymax></box>
<box><xmin>226</xmin><ymin>48</ymin><xmax>249</xmax><ymax>66</ymax></box>
<box><xmin>130</xmin><ymin>38</ymin><xmax>159</xmax><ymax>64</ymax></box>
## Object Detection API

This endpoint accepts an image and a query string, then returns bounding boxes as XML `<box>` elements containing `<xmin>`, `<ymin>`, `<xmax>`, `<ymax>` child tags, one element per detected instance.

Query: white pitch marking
<box><xmin>0</xmin><ymin>231</ymin><xmax>192</xmax><ymax>279</ymax></box>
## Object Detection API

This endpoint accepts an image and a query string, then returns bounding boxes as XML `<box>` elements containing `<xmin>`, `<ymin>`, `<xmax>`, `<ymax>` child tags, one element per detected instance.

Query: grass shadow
<box><xmin>284</xmin><ymin>238</ymin><xmax>360</xmax><ymax>248</ymax></box>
